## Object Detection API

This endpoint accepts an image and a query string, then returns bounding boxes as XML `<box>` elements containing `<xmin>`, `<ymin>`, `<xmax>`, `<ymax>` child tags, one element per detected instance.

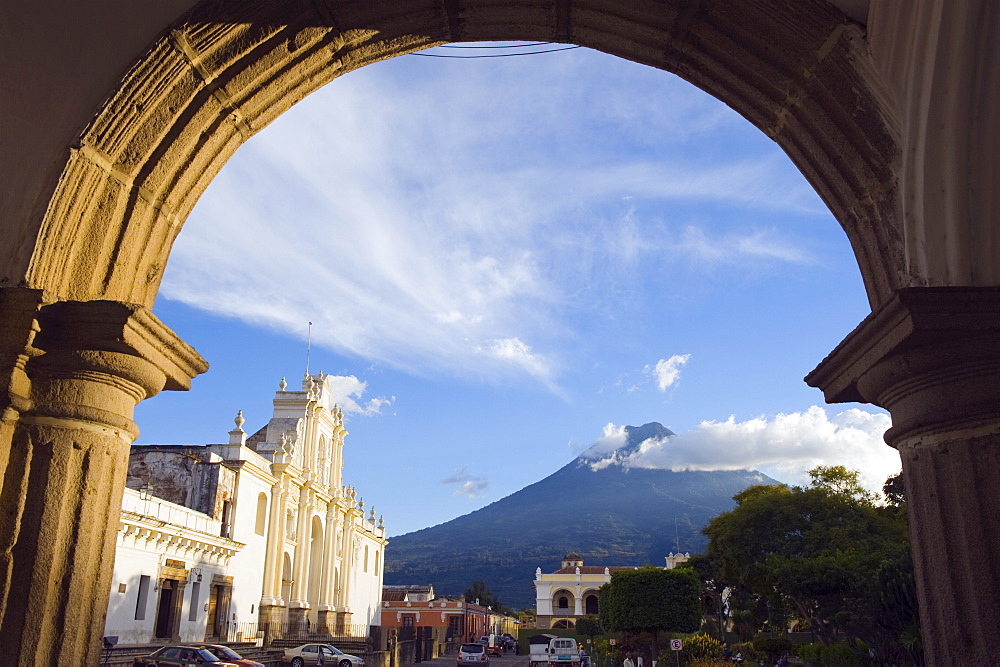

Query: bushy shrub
<box><xmin>793</xmin><ymin>642</ymin><xmax>867</xmax><ymax>666</ymax></box>
<box><xmin>752</xmin><ymin>636</ymin><xmax>793</xmax><ymax>662</ymax></box>
<box><xmin>676</xmin><ymin>633</ymin><xmax>722</xmax><ymax>661</ymax></box>
<box><xmin>727</xmin><ymin>641</ymin><xmax>758</xmax><ymax>662</ymax></box>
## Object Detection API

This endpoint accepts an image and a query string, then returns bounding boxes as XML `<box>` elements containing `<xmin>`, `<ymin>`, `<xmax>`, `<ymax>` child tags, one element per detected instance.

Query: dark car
<box><xmin>187</xmin><ymin>644</ymin><xmax>264</xmax><ymax>666</ymax></box>
<box><xmin>133</xmin><ymin>645</ymin><xmax>238</xmax><ymax>666</ymax></box>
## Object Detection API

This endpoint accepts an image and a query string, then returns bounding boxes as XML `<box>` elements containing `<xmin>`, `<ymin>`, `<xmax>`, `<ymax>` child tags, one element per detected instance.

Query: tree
<box><xmin>576</xmin><ymin>615</ymin><xmax>603</xmax><ymax>641</ymax></box>
<box><xmin>702</xmin><ymin>469</ymin><xmax>915</xmax><ymax>659</ymax></box>
<box><xmin>464</xmin><ymin>580</ymin><xmax>510</xmax><ymax>614</ymax></box>
<box><xmin>598</xmin><ymin>567</ymin><xmax>701</xmax><ymax>662</ymax></box>
<box><xmin>808</xmin><ymin>465</ymin><xmax>876</xmax><ymax>504</ymax></box>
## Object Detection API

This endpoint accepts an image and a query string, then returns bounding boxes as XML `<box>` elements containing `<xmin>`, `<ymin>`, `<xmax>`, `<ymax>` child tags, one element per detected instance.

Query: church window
<box><xmin>135</xmin><ymin>575</ymin><xmax>150</xmax><ymax>620</ymax></box>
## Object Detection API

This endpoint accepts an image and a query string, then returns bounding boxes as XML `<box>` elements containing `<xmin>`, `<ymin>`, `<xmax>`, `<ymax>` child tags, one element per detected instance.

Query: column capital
<box><xmin>806</xmin><ymin>286</ymin><xmax>1000</xmax><ymax>446</ymax></box>
<box><xmin>31</xmin><ymin>297</ymin><xmax>207</xmax><ymax>394</ymax></box>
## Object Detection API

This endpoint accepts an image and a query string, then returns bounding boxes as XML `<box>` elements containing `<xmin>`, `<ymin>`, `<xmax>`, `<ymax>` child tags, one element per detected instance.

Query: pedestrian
<box><xmin>623</xmin><ymin>651</ymin><xmax>635</xmax><ymax>667</ymax></box>
<box><xmin>776</xmin><ymin>655</ymin><xmax>789</xmax><ymax>667</ymax></box>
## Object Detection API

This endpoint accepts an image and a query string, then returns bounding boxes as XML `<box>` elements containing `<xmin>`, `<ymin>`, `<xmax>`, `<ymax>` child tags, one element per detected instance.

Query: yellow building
<box><xmin>533</xmin><ymin>552</ymin><xmax>689</xmax><ymax>629</ymax></box>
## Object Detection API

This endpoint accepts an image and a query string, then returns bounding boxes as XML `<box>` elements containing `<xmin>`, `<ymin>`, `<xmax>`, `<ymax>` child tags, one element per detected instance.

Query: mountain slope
<box><xmin>383</xmin><ymin>423</ymin><xmax>776</xmax><ymax>609</ymax></box>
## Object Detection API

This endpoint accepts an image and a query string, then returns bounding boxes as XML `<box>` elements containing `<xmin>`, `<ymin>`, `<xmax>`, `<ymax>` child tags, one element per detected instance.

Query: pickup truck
<box><xmin>528</xmin><ymin>635</ymin><xmax>580</xmax><ymax>667</ymax></box>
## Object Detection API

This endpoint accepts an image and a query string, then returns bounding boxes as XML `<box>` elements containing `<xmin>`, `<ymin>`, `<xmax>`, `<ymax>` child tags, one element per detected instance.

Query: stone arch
<box><xmin>3</xmin><ymin>2</ymin><xmax>1000</xmax><ymax>665</ymax></box>
<box><xmin>255</xmin><ymin>492</ymin><xmax>268</xmax><ymax>536</ymax></box>
<box><xmin>552</xmin><ymin>588</ymin><xmax>575</xmax><ymax>613</ymax></box>
<box><xmin>24</xmin><ymin>0</ymin><xmax>900</xmax><ymax>311</ymax></box>
<box><xmin>583</xmin><ymin>591</ymin><xmax>599</xmax><ymax>616</ymax></box>
<box><xmin>552</xmin><ymin>619</ymin><xmax>575</xmax><ymax>629</ymax></box>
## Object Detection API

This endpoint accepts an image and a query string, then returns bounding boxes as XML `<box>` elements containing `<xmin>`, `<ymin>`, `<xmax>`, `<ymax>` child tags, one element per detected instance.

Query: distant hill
<box><xmin>383</xmin><ymin>423</ymin><xmax>777</xmax><ymax>609</ymax></box>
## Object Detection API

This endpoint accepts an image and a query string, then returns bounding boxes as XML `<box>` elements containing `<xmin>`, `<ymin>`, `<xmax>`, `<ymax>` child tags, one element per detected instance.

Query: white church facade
<box><xmin>103</xmin><ymin>373</ymin><xmax>387</xmax><ymax>645</ymax></box>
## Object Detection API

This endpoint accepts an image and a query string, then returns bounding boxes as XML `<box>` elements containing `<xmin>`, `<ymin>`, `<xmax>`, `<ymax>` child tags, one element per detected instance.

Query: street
<box><xmin>425</xmin><ymin>653</ymin><xmax>531</xmax><ymax>667</ymax></box>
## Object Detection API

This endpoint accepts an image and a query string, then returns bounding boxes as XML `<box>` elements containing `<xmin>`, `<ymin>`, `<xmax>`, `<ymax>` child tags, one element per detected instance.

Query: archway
<box><xmin>553</xmin><ymin>589</ymin><xmax>575</xmax><ymax>615</ymax></box>
<box><xmin>1</xmin><ymin>2</ymin><xmax>998</xmax><ymax>665</ymax></box>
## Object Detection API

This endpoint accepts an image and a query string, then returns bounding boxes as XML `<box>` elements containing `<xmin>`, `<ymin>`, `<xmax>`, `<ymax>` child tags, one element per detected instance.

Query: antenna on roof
<box><xmin>306</xmin><ymin>321</ymin><xmax>313</xmax><ymax>376</ymax></box>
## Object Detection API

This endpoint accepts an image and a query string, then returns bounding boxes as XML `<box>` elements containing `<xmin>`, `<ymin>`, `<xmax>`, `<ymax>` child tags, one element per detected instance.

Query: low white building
<box><xmin>104</xmin><ymin>373</ymin><xmax>388</xmax><ymax>644</ymax></box>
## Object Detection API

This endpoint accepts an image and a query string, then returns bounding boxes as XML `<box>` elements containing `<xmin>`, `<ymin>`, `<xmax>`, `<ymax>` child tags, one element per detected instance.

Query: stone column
<box><xmin>259</xmin><ymin>485</ymin><xmax>290</xmax><ymax>641</ymax></box>
<box><xmin>288</xmin><ymin>487</ymin><xmax>312</xmax><ymax>628</ymax></box>
<box><xmin>806</xmin><ymin>287</ymin><xmax>1000</xmax><ymax>665</ymax></box>
<box><xmin>317</xmin><ymin>506</ymin><xmax>340</xmax><ymax>632</ymax></box>
<box><xmin>0</xmin><ymin>289</ymin><xmax>206</xmax><ymax>666</ymax></box>
<box><xmin>260</xmin><ymin>482</ymin><xmax>284</xmax><ymax>605</ymax></box>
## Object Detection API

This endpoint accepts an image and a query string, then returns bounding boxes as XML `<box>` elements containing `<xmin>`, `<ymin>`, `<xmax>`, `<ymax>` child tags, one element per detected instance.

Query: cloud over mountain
<box><xmin>582</xmin><ymin>408</ymin><xmax>898</xmax><ymax>494</ymax></box>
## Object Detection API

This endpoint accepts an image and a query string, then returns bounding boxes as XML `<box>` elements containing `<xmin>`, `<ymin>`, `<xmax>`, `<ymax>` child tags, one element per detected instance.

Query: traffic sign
<box><xmin>669</xmin><ymin>640</ymin><xmax>682</xmax><ymax>652</ymax></box>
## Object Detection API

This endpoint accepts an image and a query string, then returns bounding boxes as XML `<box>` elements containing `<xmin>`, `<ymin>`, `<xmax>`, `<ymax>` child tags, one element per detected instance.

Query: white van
<box><xmin>546</xmin><ymin>637</ymin><xmax>581</xmax><ymax>667</ymax></box>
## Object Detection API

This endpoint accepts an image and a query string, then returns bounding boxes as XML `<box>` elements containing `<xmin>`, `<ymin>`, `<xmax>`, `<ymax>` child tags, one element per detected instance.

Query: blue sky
<box><xmin>135</xmin><ymin>44</ymin><xmax>901</xmax><ymax>536</ymax></box>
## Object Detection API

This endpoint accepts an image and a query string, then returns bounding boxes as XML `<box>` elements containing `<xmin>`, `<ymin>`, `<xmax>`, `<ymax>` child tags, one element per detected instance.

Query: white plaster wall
<box><xmin>346</xmin><ymin>530</ymin><xmax>385</xmax><ymax>627</ymax></box>
<box><xmin>226</xmin><ymin>468</ymin><xmax>273</xmax><ymax>638</ymax></box>
<box><xmin>105</xmin><ymin>546</ymin><xmax>159</xmax><ymax>644</ymax></box>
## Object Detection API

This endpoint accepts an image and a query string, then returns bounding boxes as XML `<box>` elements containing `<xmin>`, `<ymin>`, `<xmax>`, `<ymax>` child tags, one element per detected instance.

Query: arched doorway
<box><xmin>0</xmin><ymin>2</ymin><xmax>998</xmax><ymax>665</ymax></box>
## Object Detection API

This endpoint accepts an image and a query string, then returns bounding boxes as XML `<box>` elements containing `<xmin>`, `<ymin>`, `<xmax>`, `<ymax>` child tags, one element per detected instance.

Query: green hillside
<box><xmin>384</xmin><ymin>423</ymin><xmax>775</xmax><ymax>608</ymax></box>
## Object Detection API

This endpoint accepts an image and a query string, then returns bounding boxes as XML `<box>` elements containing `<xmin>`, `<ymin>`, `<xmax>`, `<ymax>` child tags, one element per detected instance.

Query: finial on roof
<box><xmin>369</xmin><ymin>507</ymin><xmax>376</xmax><ymax>522</ymax></box>
<box><xmin>279</xmin><ymin>377</ymin><xmax>287</xmax><ymax>391</ymax></box>
<box><xmin>234</xmin><ymin>410</ymin><xmax>245</xmax><ymax>431</ymax></box>
<box><xmin>378</xmin><ymin>515</ymin><xmax>384</xmax><ymax>529</ymax></box>
<box><xmin>358</xmin><ymin>497</ymin><xmax>365</xmax><ymax>511</ymax></box>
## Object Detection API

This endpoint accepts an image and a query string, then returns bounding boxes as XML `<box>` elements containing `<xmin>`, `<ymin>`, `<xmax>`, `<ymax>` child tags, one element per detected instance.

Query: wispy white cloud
<box><xmin>162</xmin><ymin>48</ymin><xmax>826</xmax><ymax>393</ymax></box>
<box><xmin>586</xmin><ymin>407</ymin><xmax>900</xmax><ymax>495</ymax></box>
<box><xmin>440</xmin><ymin>467</ymin><xmax>489</xmax><ymax>498</ymax></box>
<box><xmin>646</xmin><ymin>355</ymin><xmax>691</xmax><ymax>391</ymax></box>
<box><xmin>322</xmin><ymin>375</ymin><xmax>393</xmax><ymax>416</ymax></box>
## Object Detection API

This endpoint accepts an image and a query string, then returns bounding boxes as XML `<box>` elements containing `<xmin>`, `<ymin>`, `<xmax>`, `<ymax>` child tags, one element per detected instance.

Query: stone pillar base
<box><xmin>258</xmin><ymin>604</ymin><xmax>286</xmax><ymax>645</ymax></box>
<box><xmin>335</xmin><ymin>611</ymin><xmax>353</xmax><ymax>634</ymax></box>
<box><xmin>318</xmin><ymin>610</ymin><xmax>333</xmax><ymax>635</ymax></box>
<box><xmin>288</xmin><ymin>607</ymin><xmax>310</xmax><ymax>636</ymax></box>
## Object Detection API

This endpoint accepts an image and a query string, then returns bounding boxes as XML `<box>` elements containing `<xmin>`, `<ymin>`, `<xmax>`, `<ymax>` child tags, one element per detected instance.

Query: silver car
<box><xmin>458</xmin><ymin>642</ymin><xmax>489</xmax><ymax>667</ymax></box>
<box><xmin>283</xmin><ymin>643</ymin><xmax>365</xmax><ymax>667</ymax></box>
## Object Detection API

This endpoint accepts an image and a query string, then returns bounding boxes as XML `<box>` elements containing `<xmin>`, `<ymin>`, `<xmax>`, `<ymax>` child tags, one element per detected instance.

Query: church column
<box><xmin>317</xmin><ymin>505</ymin><xmax>340</xmax><ymax>632</ymax></box>
<box><xmin>807</xmin><ymin>287</ymin><xmax>1000</xmax><ymax>665</ymax></box>
<box><xmin>0</xmin><ymin>290</ymin><xmax>206</xmax><ymax>666</ymax></box>
<box><xmin>288</xmin><ymin>487</ymin><xmax>312</xmax><ymax>627</ymax></box>
<box><xmin>259</xmin><ymin>479</ymin><xmax>286</xmax><ymax>629</ymax></box>
<box><xmin>337</xmin><ymin>506</ymin><xmax>358</xmax><ymax>632</ymax></box>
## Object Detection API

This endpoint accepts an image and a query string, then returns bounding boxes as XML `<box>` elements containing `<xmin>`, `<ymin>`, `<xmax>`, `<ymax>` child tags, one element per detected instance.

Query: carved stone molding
<box><xmin>806</xmin><ymin>286</ymin><xmax>1000</xmax><ymax>446</ymax></box>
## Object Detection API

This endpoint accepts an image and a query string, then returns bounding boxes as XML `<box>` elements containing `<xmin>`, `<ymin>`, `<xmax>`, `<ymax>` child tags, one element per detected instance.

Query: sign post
<box><xmin>669</xmin><ymin>639</ymin><xmax>682</xmax><ymax>667</ymax></box>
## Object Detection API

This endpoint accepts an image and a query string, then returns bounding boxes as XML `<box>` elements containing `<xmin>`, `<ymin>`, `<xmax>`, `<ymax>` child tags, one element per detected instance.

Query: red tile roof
<box><xmin>551</xmin><ymin>566</ymin><xmax>635</xmax><ymax>575</ymax></box>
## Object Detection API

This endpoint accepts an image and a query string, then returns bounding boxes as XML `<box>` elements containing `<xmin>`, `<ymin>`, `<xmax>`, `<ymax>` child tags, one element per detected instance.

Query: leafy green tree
<box><xmin>702</xmin><ymin>469</ymin><xmax>916</xmax><ymax>659</ymax></box>
<box><xmin>808</xmin><ymin>465</ymin><xmax>876</xmax><ymax>504</ymax></box>
<box><xmin>575</xmin><ymin>615</ymin><xmax>603</xmax><ymax>641</ymax></box>
<box><xmin>687</xmin><ymin>553</ymin><xmax>728</xmax><ymax>643</ymax></box>
<box><xmin>598</xmin><ymin>567</ymin><xmax>701</xmax><ymax>662</ymax></box>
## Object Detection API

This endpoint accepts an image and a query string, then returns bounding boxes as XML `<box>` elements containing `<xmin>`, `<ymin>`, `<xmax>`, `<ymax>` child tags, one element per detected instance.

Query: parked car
<box><xmin>133</xmin><ymin>645</ymin><xmax>239</xmax><ymax>666</ymax></box>
<box><xmin>458</xmin><ymin>642</ymin><xmax>490</xmax><ymax>667</ymax></box>
<box><xmin>187</xmin><ymin>643</ymin><xmax>264</xmax><ymax>666</ymax></box>
<box><xmin>283</xmin><ymin>643</ymin><xmax>365</xmax><ymax>667</ymax></box>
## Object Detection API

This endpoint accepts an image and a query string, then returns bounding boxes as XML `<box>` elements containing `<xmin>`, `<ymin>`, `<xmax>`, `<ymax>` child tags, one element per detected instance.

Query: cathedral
<box><xmin>103</xmin><ymin>374</ymin><xmax>387</xmax><ymax>644</ymax></box>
